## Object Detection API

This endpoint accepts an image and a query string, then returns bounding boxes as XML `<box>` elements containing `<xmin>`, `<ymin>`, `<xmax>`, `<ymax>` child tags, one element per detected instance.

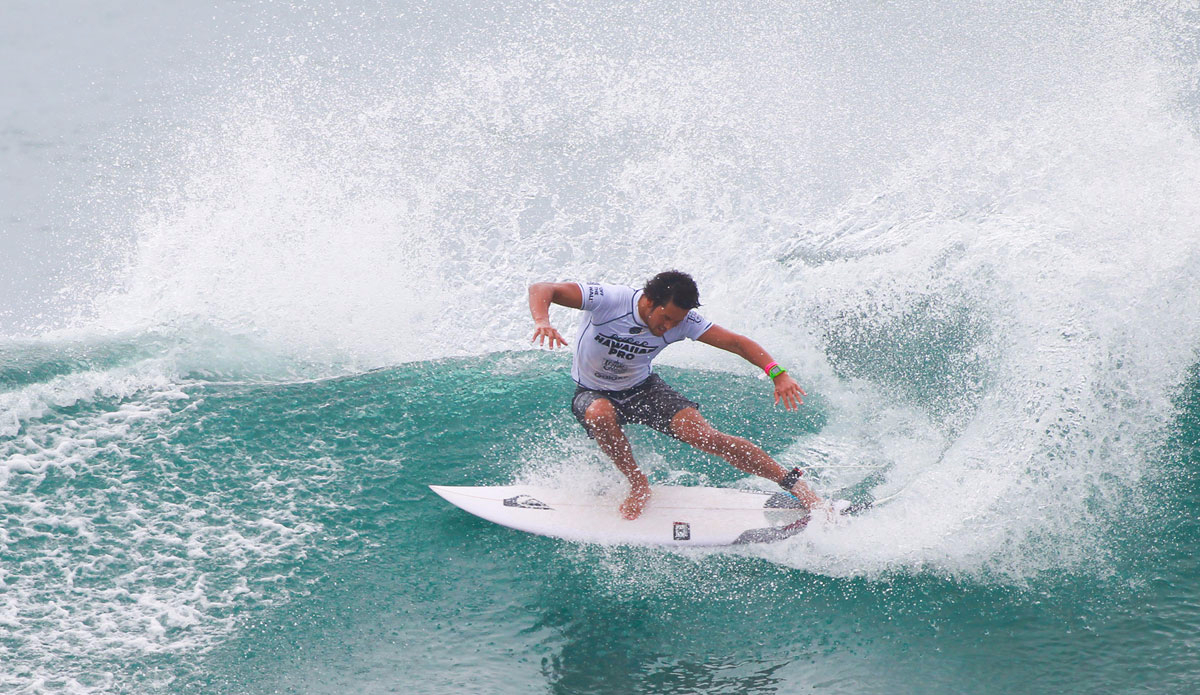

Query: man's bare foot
<box><xmin>787</xmin><ymin>480</ymin><xmax>821</xmax><ymax>510</ymax></box>
<box><xmin>620</xmin><ymin>484</ymin><xmax>651</xmax><ymax>520</ymax></box>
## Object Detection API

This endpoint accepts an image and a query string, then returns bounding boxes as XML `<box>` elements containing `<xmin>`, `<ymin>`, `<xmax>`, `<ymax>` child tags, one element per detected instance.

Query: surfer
<box><xmin>528</xmin><ymin>271</ymin><xmax>824</xmax><ymax>520</ymax></box>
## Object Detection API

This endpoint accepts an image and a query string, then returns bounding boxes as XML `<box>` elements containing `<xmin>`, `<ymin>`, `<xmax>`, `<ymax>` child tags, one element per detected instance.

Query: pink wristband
<box><xmin>763</xmin><ymin>361</ymin><xmax>779</xmax><ymax>376</ymax></box>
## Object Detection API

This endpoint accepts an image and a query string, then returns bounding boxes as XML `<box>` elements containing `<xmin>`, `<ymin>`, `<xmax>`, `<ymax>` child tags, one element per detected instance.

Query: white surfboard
<box><xmin>428</xmin><ymin>484</ymin><xmax>818</xmax><ymax>547</ymax></box>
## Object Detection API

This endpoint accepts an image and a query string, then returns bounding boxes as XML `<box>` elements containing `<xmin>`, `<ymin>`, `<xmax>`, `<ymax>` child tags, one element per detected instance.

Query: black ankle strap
<box><xmin>779</xmin><ymin>467</ymin><xmax>804</xmax><ymax>490</ymax></box>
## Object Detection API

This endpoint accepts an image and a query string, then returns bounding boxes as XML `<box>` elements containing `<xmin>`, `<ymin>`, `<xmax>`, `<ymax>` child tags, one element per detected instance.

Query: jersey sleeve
<box><xmin>681</xmin><ymin>310</ymin><xmax>713</xmax><ymax>340</ymax></box>
<box><xmin>575</xmin><ymin>282</ymin><xmax>619</xmax><ymax>312</ymax></box>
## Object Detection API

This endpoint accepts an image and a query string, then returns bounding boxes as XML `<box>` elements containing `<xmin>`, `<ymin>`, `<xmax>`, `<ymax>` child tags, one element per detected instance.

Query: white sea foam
<box><xmin>0</xmin><ymin>360</ymin><xmax>187</xmax><ymax>488</ymax></box>
<box><xmin>0</xmin><ymin>407</ymin><xmax>331</xmax><ymax>695</ymax></box>
<box><xmin>0</xmin><ymin>348</ymin><xmax>337</xmax><ymax>693</ymax></box>
<box><xmin>753</xmin><ymin>91</ymin><xmax>1200</xmax><ymax>579</ymax></box>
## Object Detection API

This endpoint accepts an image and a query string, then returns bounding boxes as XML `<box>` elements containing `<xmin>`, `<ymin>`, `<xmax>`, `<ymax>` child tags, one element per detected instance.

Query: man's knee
<box><xmin>584</xmin><ymin>398</ymin><xmax>619</xmax><ymax>430</ymax></box>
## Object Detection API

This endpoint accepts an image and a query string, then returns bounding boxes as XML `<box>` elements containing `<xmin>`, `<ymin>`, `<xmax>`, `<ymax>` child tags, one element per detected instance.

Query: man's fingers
<box><xmin>532</xmin><ymin>327</ymin><xmax>568</xmax><ymax>349</ymax></box>
<box><xmin>776</xmin><ymin>386</ymin><xmax>803</xmax><ymax>411</ymax></box>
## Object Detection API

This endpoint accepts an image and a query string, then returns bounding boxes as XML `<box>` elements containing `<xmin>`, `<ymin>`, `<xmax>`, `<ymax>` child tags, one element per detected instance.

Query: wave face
<box><xmin>4</xmin><ymin>1</ymin><xmax>1200</xmax><ymax>693</ymax></box>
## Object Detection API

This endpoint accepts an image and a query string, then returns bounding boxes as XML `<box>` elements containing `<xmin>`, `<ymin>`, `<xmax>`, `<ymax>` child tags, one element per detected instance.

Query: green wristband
<box><xmin>768</xmin><ymin>364</ymin><xmax>786</xmax><ymax>379</ymax></box>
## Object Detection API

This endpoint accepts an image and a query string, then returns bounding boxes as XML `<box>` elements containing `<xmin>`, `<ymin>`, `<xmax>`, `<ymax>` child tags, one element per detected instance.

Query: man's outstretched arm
<box><xmin>697</xmin><ymin>324</ymin><xmax>806</xmax><ymax>410</ymax></box>
<box><xmin>528</xmin><ymin>282</ymin><xmax>583</xmax><ymax>349</ymax></box>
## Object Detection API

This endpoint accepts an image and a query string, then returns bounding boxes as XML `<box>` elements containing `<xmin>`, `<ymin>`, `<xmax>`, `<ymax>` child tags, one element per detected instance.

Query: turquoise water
<box><xmin>5</xmin><ymin>1</ymin><xmax>1200</xmax><ymax>693</ymax></box>
<box><xmin>3</xmin><ymin>342</ymin><xmax>1199</xmax><ymax>693</ymax></box>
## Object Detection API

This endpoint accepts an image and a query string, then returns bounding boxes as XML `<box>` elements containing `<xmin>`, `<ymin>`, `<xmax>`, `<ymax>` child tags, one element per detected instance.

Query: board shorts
<box><xmin>571</xmin><ymin>373</ymin><xmax>699</xmax><ymax>439</ymax></box>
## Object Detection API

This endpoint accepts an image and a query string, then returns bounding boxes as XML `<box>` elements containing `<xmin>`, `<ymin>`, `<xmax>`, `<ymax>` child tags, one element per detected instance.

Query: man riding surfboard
<box><xmin>529</xmin><ymin>270</ymin><xmax>824</xmax><ymax>520</ymax></box>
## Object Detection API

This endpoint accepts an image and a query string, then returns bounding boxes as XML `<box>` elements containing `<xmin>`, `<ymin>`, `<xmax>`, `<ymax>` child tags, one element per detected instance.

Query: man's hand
<box><xmin>528</xmin><ymin>283</ymin><xmax>581</xmax><ymax>349</ymax></box>
<box><xmin>532</xmin><ymin>321</ymin><xmax>568</xmax><ymax>349</ymax></box>
<box><xmin>773</xmin><ymin>373</ymin><xmax>806</xmax><ymax>411</ymax></box>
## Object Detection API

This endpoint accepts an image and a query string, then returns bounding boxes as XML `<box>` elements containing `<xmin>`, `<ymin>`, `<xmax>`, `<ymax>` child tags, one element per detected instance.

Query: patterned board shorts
<box><xmin>571</xmin><ymin>373</ymin><xmax>700</xmax><ymax>439</ymax></box>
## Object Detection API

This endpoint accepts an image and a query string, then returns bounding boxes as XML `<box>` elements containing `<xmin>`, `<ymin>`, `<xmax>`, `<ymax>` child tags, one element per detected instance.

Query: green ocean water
<box><xmin>3</xmin><ymin>338</ymin><xmax>1198</xmax><ymax>694</ymax></box>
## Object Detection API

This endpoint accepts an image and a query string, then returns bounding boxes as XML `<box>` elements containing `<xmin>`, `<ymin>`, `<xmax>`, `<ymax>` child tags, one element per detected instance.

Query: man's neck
<box><xmin>635</xmin><ymin>294</ymin><xmax>651</xmax><ymax>325</ymax></box>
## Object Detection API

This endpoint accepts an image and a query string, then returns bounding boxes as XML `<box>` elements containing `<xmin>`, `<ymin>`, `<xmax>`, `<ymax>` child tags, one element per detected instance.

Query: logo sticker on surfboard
<box><xmin>673</xmin><ymin>521</ymin><xmax>691</xmax><ymax>541</ymax></box>
<box><xmin>503</xmin><ymin>495</ymin><xmax>552</xmax><ymax>510</ymax></box>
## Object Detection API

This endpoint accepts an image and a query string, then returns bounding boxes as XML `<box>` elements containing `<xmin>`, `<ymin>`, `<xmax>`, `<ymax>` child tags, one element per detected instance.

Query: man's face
<box><xmin>645</xmin><ymin>301</ymin><xmax>689</xmax><ymax>337</ymax></box>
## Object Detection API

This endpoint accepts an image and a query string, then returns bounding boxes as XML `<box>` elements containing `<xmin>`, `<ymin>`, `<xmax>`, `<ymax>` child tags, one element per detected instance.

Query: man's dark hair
<box><xmin>643</xmin><ymin>270</ymin><xmax>701</xmax><ymax>310</ymax></box>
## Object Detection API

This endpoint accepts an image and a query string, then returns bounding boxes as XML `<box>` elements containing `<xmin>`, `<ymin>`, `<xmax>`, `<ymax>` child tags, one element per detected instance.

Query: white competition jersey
<box><xmin>571</xmin><ymin>282</ymin><xmax>713</xmax><ymax>391</ymax></box>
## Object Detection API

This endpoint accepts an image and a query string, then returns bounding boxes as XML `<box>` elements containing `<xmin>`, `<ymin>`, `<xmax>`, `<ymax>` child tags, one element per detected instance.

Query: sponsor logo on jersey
<box><xmin>593</xmin><ymin>333</ymin><xmax>657</xmax><ymax>360</ymax></box>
